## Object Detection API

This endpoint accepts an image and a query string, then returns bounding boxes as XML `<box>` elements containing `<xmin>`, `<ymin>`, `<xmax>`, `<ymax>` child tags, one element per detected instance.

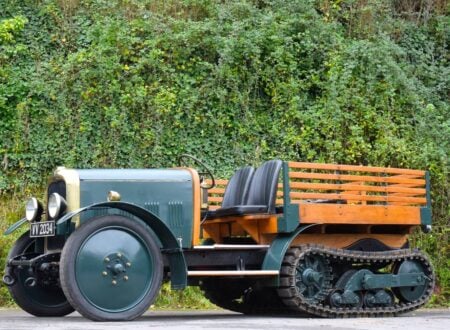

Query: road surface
<box><xmin>0</xmin><ymin>308</ymin><xmax>448</xmax><ymax>330</ymax></box>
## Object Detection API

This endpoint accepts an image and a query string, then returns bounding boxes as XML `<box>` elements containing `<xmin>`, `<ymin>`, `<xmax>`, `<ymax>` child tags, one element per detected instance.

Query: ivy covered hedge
<box><xmin>0</xmin><ymin>0</ymin><xmax>448</xmax><ymax>306</ymax></box>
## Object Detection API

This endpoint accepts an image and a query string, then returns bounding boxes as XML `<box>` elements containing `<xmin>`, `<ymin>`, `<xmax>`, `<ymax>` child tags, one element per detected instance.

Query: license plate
<box><xmin>30</xmin><ymin>221</ymin><xmax>56</xmax><ymax>237</ymax></box>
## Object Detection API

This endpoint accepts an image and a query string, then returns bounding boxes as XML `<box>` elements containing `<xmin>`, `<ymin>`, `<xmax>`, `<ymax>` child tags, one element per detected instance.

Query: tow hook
<box><xmin>2</xmin><ymin>274</ymin><xmax>16</xmax><ymax>286</ymax></box>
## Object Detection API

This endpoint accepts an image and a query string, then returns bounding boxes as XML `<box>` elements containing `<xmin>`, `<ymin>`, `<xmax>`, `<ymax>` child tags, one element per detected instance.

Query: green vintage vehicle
<box><xmin>3</xmin><ymin>155</ymin><xmax>434</xmax><ymax>321</ymax></box>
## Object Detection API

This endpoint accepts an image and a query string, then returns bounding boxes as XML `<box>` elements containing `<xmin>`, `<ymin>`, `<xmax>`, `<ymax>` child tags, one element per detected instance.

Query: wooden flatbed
<box><xmin>202</xmin><ymin>161</ymin><xmax>431</xmax><ymax>248</ymax></box>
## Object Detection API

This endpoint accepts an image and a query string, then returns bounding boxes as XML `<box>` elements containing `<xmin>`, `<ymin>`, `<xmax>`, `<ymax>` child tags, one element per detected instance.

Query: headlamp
<box><xmin>25</xmin><ymin>197</ymin><xmax>43</xmax><ymax>222</ymax></box>
<box><xmin>48</xmin><ymin>193</ymin><xmax>67</xmax><ymax>219</ymax></box>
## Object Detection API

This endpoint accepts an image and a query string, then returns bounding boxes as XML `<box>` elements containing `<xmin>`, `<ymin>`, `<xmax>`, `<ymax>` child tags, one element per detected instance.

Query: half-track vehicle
<box><xmin>3</xmin><ymin>155</ymin><xmax>434</xmax><ymax>320</ymax></box>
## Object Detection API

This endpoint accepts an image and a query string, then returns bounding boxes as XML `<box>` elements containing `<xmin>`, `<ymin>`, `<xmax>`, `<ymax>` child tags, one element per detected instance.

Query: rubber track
<box><xmin>277</xmin><ymin>244</ymin><xmax>435</xmax><ymax>318</ymax></box>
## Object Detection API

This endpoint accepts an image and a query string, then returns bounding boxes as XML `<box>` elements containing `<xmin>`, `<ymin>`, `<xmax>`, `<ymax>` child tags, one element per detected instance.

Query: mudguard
<box><xmin>56</xmin><ymin>201</ymin><xmax>187</xmax><ymax>289</ymax></box>
<box><xmin>262</xmin><ymin>224</ymin><xmax>318</xmax><ymax>286</ymax></box>
<box><xmin>3</xmin><ymin>218</ymin><xmax>27</xmax><ymax>236</ymax></box>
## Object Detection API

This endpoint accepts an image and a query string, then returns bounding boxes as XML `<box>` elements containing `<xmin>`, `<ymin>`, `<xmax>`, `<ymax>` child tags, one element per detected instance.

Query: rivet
<box><xmin>117</xmin><ymin>253</ymin><xmax>122</xmax><ymax>258</ymax></box>
<box><xmin>112</xmin><ymin>280</ymin><xmax>117</xmax><ymax>285</ymax></box>
<box><xmin>126</xmin><ymin>262</ymin><xmax>131</xmax><ymax>267</ymax></box>
<box><xmin>124</xmin><ymin>276</ymin><xmax>129</xmax><ymax>281</ymax></box>
<box><xmin>105</xmin><ymin>257</ymin><xmax>110</xmax><ymax>262</ymax></box>
<box><xmin>102</xmin><ymin>271</ymin><xmax>108</xmax><ymax>276</ymax></box>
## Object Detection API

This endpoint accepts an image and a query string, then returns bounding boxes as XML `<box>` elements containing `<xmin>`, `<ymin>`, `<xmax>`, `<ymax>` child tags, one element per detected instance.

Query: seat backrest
<box><xmin>221</xmin><ymin>166</ymin><xmax>255</xmax><ymax>208</ymax></box>
<box><xmin>245</xmin><ymin>160</ymin><xmax>283</xmax><ymax>213</ymax></box>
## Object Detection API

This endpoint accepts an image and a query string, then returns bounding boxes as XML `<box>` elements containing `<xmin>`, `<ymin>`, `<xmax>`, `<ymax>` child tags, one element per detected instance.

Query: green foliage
<box><xmin>0</xmin><ymin>0</ymin><xmax>448</xmax><ymax>307</ymax></box>
<box><xmin>411</xmin><ymin>227</ymin><xmax>450</xmax><ymax>307</ymax></box>
<box><xmin>0</xmin><ymin>16</ymin><xmax>27</xmax><ymax>44</ymax></box>
<box><xmin>154</xmin><ymin>283</ymin><xmax>215</xmax><ymax>310</ymax></box>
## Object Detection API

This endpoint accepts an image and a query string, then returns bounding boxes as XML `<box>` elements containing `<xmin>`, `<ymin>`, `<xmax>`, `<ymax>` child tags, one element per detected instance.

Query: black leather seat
<box><xmin>205</xmin><ymin>166</ymin><xmax>254</xmax><ymax>219</ymax></box>
<box><xmin>209</xmin><ymin>160</ymin><xmax>283</xmax><ymax>218</ymax></box>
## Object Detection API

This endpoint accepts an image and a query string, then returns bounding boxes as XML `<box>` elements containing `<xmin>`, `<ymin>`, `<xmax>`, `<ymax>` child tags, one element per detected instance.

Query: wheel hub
<box><xmin>302</xmin><ymin>269</ymin><xmax>322</xmax><ymax>285</ymax></box>
<box><xmin>102</xmin><ymin>252</ymin><xmax>132</xmax><ymax>285</ymax></box>
<box><xmin>295</xmin><ymin>254</ymin><xmax>332</xmax><ymax>302</ymax></box>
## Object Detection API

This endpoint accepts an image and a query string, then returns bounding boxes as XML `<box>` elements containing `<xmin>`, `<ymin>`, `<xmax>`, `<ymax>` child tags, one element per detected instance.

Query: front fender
<box><xmin>3</xmin><ymin>218</ymin><xmax>27</xmax><ymax>236</ymax></box>
<box><xmin>56</xmin><ymin>201</ymin><xmax>187</xmax><ymax>289</ymax></box>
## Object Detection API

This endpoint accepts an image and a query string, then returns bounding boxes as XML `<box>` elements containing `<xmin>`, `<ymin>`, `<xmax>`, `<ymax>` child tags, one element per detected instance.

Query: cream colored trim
<box><xmin>187</xmin><ymin>270</ymin><xmax>279</xmax><ymax>277</ymax></box>
<box><xmin>193</xmin><ymin>244</ymin><xmax>270</xmax><ymax>250</ymax></box>
<box><xmin>53</xmin><ymin>167</ymin><xmax>81</xmax><ymax>227</ymax></box>
<box><xmin>179</xmin><ymin>167</ymin><xmax>201</xmax><ymax>247</ymax></box>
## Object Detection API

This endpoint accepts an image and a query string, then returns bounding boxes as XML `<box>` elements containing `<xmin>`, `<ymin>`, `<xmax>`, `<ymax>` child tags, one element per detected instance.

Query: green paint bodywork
<box><xmin>420</xmin><ymin>171</ymin><xmax>432</xmax><ymax>225</ymax></box>
<box><xmin>56</xmin><ymin>201</ymin><xmax>187</xmax><ymax>289</ymax></box>
<box><xmin>3</xmin><ymin>217</ymin><xmax>27</xmax><ymax>236</ymax></box>
<box><xmin>362</xmin><ymin>273</ymin><xmax>428</xmax><ymax>290</ymax></box>
<box><xmin>77</xmin><ymin>169</ymin><xmax>194</xmax><ymax>248</ymax></box>
<box><xmin>277</xmin><ymin>162</ymin><xmax>300</xmax><ymax>233</ymax></box>
<box><xmin>262</xmin><ymin>224</ymin><xmax>318</xmax><ymax>286</ymax></box>
<box><xmin>342</xmin><ymin>268</ymin><xmax>429</xmax><ymax>292</ymax></box>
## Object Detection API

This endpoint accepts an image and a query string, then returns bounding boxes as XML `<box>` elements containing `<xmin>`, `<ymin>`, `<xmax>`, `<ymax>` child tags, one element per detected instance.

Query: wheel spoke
<box><xmin>312</xmin><ymin>259</ymin><xmax>319</xmax><ymax>269</ymax></box>
<box><xmin>312</xmin><ymin>282</ymin><xmax>321</xmax><ymax>290</ymax></box>
<box><xmin>305</xmin><ymin>257</ymin><xmax>312</xmax><ymax>268</ymax></box>
<box><xmin>307</xmin><ymin>285</ymin><xmax>314</xmax><ymax>298</ymax></box>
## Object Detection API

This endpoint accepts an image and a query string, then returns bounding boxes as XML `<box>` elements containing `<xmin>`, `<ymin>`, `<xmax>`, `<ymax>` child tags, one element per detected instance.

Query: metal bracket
<box><xmin>8</xmin><ymin>252</ymin><xmax>60</xmax><ymax>268</ymax></box>
<box><xmin>343</xmin><ymin>269</ymin><xmax>429</xmax><ymax>292</ymax></box>
<box><xmin>363</xmin><ymin>273</ymin><xmax>429</xmax><ymax>290</ymax></box>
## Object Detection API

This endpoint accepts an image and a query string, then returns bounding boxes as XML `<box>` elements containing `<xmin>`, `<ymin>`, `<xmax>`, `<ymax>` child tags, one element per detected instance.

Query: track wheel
<box><xmin>278</xmin><ymin>247</ymin><xmax>332</xmax><ymax>312</ymax></box>
<box><xmin>328</xmin><ymin>270</ymin><xmax>363</xmax><ymax>308</ymax></box>
<box><xmin>363</xmin><ymin>290</ymin><xmax>395</xmax><ymax>308</ymax></box>
<box><xmin>393</xmin><ymin>260</ymin><xmax>428</xmax><ymax>303</ymax></box>
<box><xmin>5</xmin><ymin>231</ymin><xmax>74</xmax><ymax>317</ymax></box>
<box><xmin>60</xmin><ymin>215</ymin><xmax>163</xmax><ymax>321</ymax></box>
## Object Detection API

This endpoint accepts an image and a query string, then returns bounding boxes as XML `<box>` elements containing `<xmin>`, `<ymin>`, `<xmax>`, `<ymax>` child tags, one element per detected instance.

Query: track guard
<box><xmin>262</xmin><ymin>224</ymin><xmax>318</xmax><ymax>286</ymax></box>
<box><xmin>56</xmin><ymin>201</ymin><xmax>187</xmax><ymax>289</ymax></box>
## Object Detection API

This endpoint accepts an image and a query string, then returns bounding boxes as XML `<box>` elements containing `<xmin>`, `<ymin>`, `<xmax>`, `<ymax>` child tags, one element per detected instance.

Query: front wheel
<box><xmin>60</xmin><ymin>215</ymin><xmax>163</xmax><ymax>321</ymax></box>
<box><xmin>6</xmin><ymin>232</ymin><xmax>74</xmax><ymax>317</ymax></box>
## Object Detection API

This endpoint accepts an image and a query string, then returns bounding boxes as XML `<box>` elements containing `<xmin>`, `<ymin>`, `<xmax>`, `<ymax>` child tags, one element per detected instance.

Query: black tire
<box><xmin>60</xmin><ymin>215</ymin><xmax>163</xmax><ymax>321</ymax></box>
<box><xmin>6</xmin><ymin>231</ymin><xmax>74</xmax><ymax>317</ymax></box>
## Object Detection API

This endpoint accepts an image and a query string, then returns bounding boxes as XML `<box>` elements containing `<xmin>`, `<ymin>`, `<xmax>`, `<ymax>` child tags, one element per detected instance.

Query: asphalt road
<box><xmin>0</xmin><ymin>308</ymin><xmax>448</xmax><ymax>330</ymax></box>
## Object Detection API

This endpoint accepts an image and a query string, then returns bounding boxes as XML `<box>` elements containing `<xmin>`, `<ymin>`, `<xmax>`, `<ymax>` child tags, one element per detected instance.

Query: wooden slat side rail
<box><xmin>289</xmin><ymin>172</ymin><xmax>425</xmax><ymax>185</ymax></box>
<box><xmin>287</xmin><ymin>162</ymin><xmax>427</xmax><ymax>207</ymax></box>
<box><xmin>288</xmin><ymin>161</ymin><xmax>425</xmax><ymax>176</ymax></box>
<box><xmin>287</xmin><ymin>182</ymin><xmax>426</xmax><ymax>195</ymax></box>
<box><xmin>208</xmin><ymin>196</ymin><xmax>225</xmax><ymax>203</ymax></box>
<box><xmin>208</xmin><ymin>179</ymin><xmax>229</xmax><ymax>185</ymax></box>
<box><xmin>206</xmin><ymin>179</ymin><xmax>228</xmax><ymax>208</ymax></box>
<box><xmin>209</xmin><ymin>187</ymin><xmax>226</xmax><ymax>194</ymax></box>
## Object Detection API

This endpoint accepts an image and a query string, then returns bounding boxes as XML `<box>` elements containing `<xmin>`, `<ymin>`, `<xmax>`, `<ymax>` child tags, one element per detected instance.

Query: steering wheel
<box><xmin>178</xmin><ymin>154</ymin><xmax>216</xmax><ymax>189</ymax></box>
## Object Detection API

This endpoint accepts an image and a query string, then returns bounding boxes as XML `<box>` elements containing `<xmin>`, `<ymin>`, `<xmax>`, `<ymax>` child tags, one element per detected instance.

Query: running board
<box><xmin>192</xmin><ymin>244</ymin><xmax>270</xmax><ymax>250</ymax></box>
<box><xmin>187</xmin><ymin>270</ymin><xmax>279</xmax><ymax>277</ymax></box>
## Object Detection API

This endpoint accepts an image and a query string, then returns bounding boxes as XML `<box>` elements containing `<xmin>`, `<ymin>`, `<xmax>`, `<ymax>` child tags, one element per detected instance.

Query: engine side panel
<box><xmin>76</xmin><ymin>169</ymin><xmax>195</xmax><ymax>248</ymax></box>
